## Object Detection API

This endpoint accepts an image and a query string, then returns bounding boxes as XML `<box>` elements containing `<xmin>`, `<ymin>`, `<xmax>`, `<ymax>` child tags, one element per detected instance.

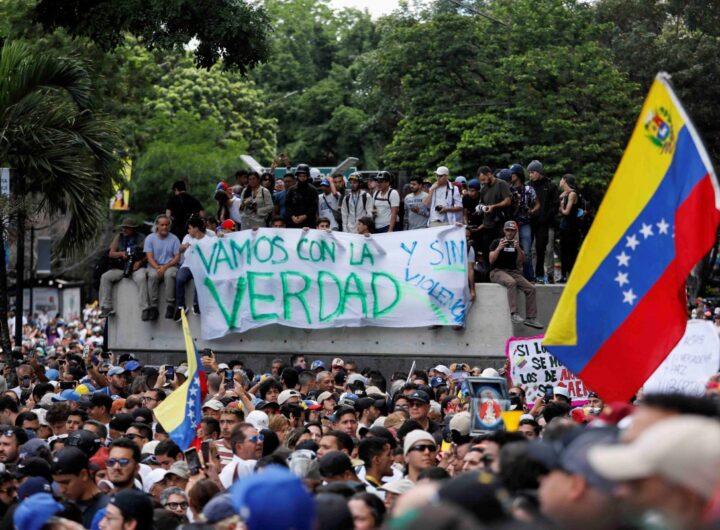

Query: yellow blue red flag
<box><xmin>543</xmin><ymin>72</ymin><xmax>720</xmax><ymax>402</ymax></box>
<box><xmin>154</xmin><ymin>309</ymin><xmax>207</xmax><ymax>450</ymax></box>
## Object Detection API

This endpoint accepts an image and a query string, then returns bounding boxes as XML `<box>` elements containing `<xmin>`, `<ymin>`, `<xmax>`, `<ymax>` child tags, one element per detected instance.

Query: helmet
<box><xmin>309</xmin><ymin>167</ymin><xmax>322</xmax><ymax>180</ymax></box>
<box><xmin>295</xmin><ymin>164</ymin><xmax>310</xmax><ymax>176</ymax></box>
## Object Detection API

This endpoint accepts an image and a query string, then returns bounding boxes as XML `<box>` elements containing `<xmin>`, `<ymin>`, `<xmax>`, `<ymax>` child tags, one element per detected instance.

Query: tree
<box><xmin>31</xmin><ymin>0</ymin><xmax>271</xmax><ymax>72</ymax></box>
<box><xmin>0</xmin><ymin>41</ymin><xmax>121</xmax><ymax>349</ymax></box>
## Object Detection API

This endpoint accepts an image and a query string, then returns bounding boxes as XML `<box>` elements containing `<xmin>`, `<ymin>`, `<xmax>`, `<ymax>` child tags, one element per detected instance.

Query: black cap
<box><xmin>354</xmin><ymin>397</ymin><xmax>383</xmax><ymax>413</ymax></box>
<box><xmin>318</xmin><ymin>451</ymin><xmax>353</xmax><ymax>478</ymax></box>
<box><xmin>66</xmin><ymin>429</ymin><xmax>102</xmax><ymax>457</ymax></box>
<box><xmin>408</xmin><ymin>390</ymin><xmax>430</xmax><ymax>404</ymax></box>
<box><xmin>131</xmin><ymin>407</ymin><xmax>153</xmax><ymax>424</ymax></box>
<box><xmin>109</xmin><ymin>413</ymin><xmax>134</xmax><ymax>433</ymax></box>
<box><xmin>15</xmin><ymin>456</ymin><xmax>52</xmax><ymax>481</ymax></box>
<box><xmin>111</xmin><ymin>489</ymin><xmax>154</xmax><ymax>530</ymax></box>
<box><xmin>52</xmin><ymin>447</ymin><xmax>88</xmax><ymax>475</ymax></box>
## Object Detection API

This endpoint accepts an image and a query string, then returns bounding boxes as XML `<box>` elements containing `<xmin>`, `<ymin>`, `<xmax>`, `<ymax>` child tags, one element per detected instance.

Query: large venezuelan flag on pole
<box><xmin>154</xmin><ymin>310</ymin><xmax>208</xmax><ymax>450</ymax></box>
<box><xmin>544</xmin><ymin>73</ymin><xmax>720</xmax><ymax>402</ymax></box>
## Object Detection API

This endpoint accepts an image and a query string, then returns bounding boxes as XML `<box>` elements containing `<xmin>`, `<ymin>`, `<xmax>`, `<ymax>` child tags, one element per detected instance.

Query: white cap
<box><xmin>435</xmin><ymin>166</ymin><xmax>450</xmax><ymax>176</ymax></box>
<box><xmin>347</xmin><ymin>374</ymin><xmax>368</xmax><ymax>386</ymax></box>
<box><xmin>202</xmin><ymin>399</ymin><xmax>224</xmax><ymax>411</ymax></box>
<box><xmin>403</xmin><ymin>430</ymin><xmax>436</xmax><ymax>456</ymax></box>
<box><xmin>433</xmin><ymin>365</ymin><xmax>450</xmax><ymax>376</ymax></box>
<box><xmin>218</xmin><ymin>363</ymin><xmax>230</xmax><ymax>370</ymax></box>
<box><xmin>449</xmin><ymin>411</ymin><xmax>471</xmax><ymax>436</ymax></box>
<box><xmin>317</xmin><ymin>391</ymin><xmax>336</xmax><ymax>404</ymax></box>
<box><xmin>331</xmin><ymin>358</ymin><xmax>345</xmax><ymax>368</ymax></box>
<box><xmin>379</xmin><ymin>478</ymin><xmax>414</xmax><ymax>494</ymax></box>
<box><xmin>554</xmin><ymin>385</ymin><xmax>570</xmax><ymax>399</ymax></box>
<box><xmin>142</xmin><ymin>440</ymin><xmax>160</xmax><ymax>456</ymax></box>
<box><xmin>278</xmin><ymin>389</ymin><xmax>302</xmax><ymax>406</ymax></box>
<box><xmin>429</xmin><ymin>401</ymin><xmax>441</xmax><ymax>415</ymax></box>
<box><xmin>588</xmin><ymin>416</ymin><xmax>720</xmax><ymax>498</ymax></box>
<box><xmin>481</xmin><ymin>368</ymin><xmax>500</xmax><ymax>378</ymax></box>
<box><xmin>310</xmin><ymin>168</ymin><xmax>322</xmax><ymax>179</ymax></box>
<box><xmin>143</xmin><ymin>468</ymin><xmax>168</xmax><ymax>493</ymax></box>
<box><xmin>246</xmin><ymin>410</ymin><xmax>269</xmax><ymax>431</ymax></box>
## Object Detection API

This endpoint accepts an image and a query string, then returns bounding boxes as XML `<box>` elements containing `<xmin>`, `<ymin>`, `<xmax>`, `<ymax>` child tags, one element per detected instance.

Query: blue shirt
<box><xmin>143</xmin><ymin>232</ymin><xmax>180</xmax><ymax>265</ymax></box>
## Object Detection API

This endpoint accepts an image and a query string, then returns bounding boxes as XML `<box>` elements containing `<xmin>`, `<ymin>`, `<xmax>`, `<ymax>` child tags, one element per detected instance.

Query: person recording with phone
<box><xmin>488</xmin><ymin>220</ymin><xmax>544</xmax><ymax>330</ymax></box>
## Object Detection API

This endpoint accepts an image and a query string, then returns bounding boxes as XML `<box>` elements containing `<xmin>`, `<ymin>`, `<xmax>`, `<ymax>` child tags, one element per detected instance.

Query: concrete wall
<box><xmin>108</xmin><ymin>280</ymin><xmax>562</xmax><ymax>371</ymax></box>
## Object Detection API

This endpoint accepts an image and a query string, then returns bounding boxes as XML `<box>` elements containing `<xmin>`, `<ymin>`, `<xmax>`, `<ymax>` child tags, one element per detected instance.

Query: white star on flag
<box><xmin>188</xmin><ymin>408</ymin><xmax>195</xmax><ymax>418</ymax></box>
<box><xmin>625</xmin><ymin>234</ymin><xmax>639</xmax><ymax>250</ymax></box>
<box><xmin>640</xmin><ymin>223</ymin><xmax>654</xmax><ymax>239</ymax></box>
<box><xmin>623</xmin><ymin>289</ymin><xmax>637</xmax><ymax>305</ymax></box>
<box><xmin>657</xmin><ymin>218</ymin><xmax>669</xmax><ymax>234</ymax></box>
<box><xmin>189</xmin><ymin>387</ymin><xmax>197</xmax><ymax>397</ymax></box>
<box><xmin>614</xmin><ymin>272</ymin><xmax>629</xmax><ymax>287</ymax></box>
<box><xmin>616</xmin><ymin>252</ymin><xmax>630</xmax><ymax>267</ymax></box>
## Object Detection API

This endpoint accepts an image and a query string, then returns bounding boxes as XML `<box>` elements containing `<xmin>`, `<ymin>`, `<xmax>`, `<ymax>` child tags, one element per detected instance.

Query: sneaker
<box><xmin>174</xmin><ymin>307</ymin><xmax>185</xmax><ymax>322</ymax></box>
<box><xmin>511</xmin><ymin>313</ymin><xmax>525</xmax><ymax>324</ymax></box>
<box><xmin>148</xmin><ymin>307</ymin><xmax>159</xmax><ymax>321</ymax></box>
<box><xmin>165</xmin><ymin>305</ymin><xmax>176</xmax><ymax>319</ymax></box>
<box><xmin>535</xmin><ymin>276</ymin><xmax>547</xmax><ymax>285</ymax></box>
<box><xmin>524</xmin><ymin>319</ymin><xmax>544</xmax><ymax>329</ymax></box>
<box><xmin>141</xmin><ymin>309</ymin><xmax>150</xmax><ymax>322</ymax></box>
<box><xmin>99</xmin><ymin>307</ymin><xmax>115</xmax><ymax>318</ymax></box>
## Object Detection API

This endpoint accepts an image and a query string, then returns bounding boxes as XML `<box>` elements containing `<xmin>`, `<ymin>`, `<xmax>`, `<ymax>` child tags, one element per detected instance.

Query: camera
<box><xmin>435</xmin><ymin>205</ymin><xmax>444</xmax><ymax>212</ymax></box>
<box><xmin>248</xmin><ymin>200</ymin><xmax>257</xmax><ymax>212</ymax></box>
<box><xmin>475</xmin><ymin>203</ymin><xmax>486</xmax><ymax>214</ymax></box>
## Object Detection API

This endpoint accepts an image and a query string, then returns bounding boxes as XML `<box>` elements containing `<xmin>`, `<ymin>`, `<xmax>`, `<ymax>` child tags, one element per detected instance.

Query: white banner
<box><xmin>186</xmin><ymin>226</ymin><xmax>470</xmax><ymax>339</ymax></box>
<box><xmin>643</xmin><ymin>320</ymin><xmax>720</xmax><ymax>396</ymax></box>
<box><xmin>506</xmin><ymin>335</ymin><xmax>590</xmax><ymax>405</ymax></box>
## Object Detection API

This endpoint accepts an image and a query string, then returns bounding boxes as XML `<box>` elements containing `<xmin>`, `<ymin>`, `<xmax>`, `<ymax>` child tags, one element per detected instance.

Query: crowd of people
<box><xmin>96</xmin><ymin>160</ymin><xmax>585</xmax><ymax>327</ymax></box>
<box><xmin>0</xmin><ymin>324</ymin><xmax>717</xmax><ymax>530</ymax></box>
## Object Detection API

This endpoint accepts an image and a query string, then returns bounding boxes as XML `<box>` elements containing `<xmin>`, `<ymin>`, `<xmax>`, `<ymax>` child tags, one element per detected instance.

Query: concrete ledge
<box><xmin>108</xmin><ymin>279</ymin><xmax>562</xmax><ymax>368</ymax></box>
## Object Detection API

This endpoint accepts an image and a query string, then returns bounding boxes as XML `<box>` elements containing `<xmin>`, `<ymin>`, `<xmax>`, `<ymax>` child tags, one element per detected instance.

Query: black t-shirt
<box><xmin>166</xmin><ymin>192</ymin><xmax>203</xmax><ymax>237</ymax></box>
<box><xmin>462</xmin><ymin>195</ymin><xmax>482</xmax><ymax>227</ymax></box>
<box><xmin>77</xmin><ymin>492</ymin><xmax>110</xmax><ymax>528</ymax></box>
<box><xmin>489</xmin><ymin>238</ymin><xmax>520</xmax><ymax>271</ymax></box>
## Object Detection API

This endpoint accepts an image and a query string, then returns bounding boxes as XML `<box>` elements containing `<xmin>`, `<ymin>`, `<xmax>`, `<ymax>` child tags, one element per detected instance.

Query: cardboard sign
<box><xmin>506</xmin><ymin>335</ymin><xmax>589</xmax><ymax>405</ymax></box>
<box><xmin>643</xmin><ymin>320</ymin><xmax>720</xmax><ymax>396</ymax></box>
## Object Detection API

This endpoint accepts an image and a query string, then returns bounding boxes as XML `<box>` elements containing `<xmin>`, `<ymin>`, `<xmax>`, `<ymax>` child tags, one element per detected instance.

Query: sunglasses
<box><xmin>248</xmin><ymin>435</ymin><xmax>264</xmax><ymax>443</ymax></box>
<box><xmin>408</xmin><ymin>444</ymin><xmax>436</xmax><ymax>453</ymax></box>
<box><xmin>107</xmin><ymin>458</ymin><xmax>132</xmax><ymax>467</ymax></box>
<box><xmin>408</xmin><ymin>401</ymin><xmax>427</xmax><ymax>408</ymax></box>
<box><xmin>165</xmin><ymin>502</ymin><xmax>189</xmax><ymax>510</ymax></box>
<box><xmin>125</xmin><ymin>433</ymin><xmax>145</xmax><ymax>441</ymax></box>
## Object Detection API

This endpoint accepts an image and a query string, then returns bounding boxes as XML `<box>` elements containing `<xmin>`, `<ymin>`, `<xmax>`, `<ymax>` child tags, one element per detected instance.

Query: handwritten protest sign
<box><xmin>643</xmin><ymin>320</ymin><xmax>719</xmax><ymax>396</ymax></box>
<box><xmin>186</xmin><ymin>226</ymin><xmax>470</xmax><ymax>339</ymax></box>
<box><xmin>506</xmin><ymin>335</ymin><xmax>589</xmax><ymax>405</ymax></box>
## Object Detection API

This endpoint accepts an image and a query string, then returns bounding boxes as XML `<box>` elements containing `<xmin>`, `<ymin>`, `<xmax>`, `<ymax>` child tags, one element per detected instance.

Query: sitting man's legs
<box><xmin>163</xmin><ymin>266</ymin><xmax>178</xmax><ymax>319</ymax></box>
<box><xmin>513</xmin><ymin>271</ymin><xmax>543</xmax><ymax>329</ymax></box>
<box><xmin>132</xmin><ymin>267</ymin><xmax>151</xmax><ymax>320</ymax></box>
<box><xmin>99</xmin><ymin>269</ymin><xmax>124</xmax><ymax>317</ymax></box>
<box><xmin>489</xmin><ymin>269</ymin><xmax>522</xmax><ymax>322</ymax></box>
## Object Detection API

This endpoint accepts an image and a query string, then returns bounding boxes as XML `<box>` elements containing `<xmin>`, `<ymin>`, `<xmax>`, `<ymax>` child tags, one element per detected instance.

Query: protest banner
<box><xmin>643</xmin><ymin>319</ymin><xmax>720</xmax><ymax>396</ymax></box>
<box><xmin>506</xmin><ymin>335</ymin><xmax>589</xmax><ymax>405</ymax></box>
<box><xmin>185</xmin><ymin>226</ymin><xmax>470</xmax><ymax>339</ymax></box>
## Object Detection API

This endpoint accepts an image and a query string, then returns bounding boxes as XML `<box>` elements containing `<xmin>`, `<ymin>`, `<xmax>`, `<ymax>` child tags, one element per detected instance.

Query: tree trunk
<box><xmin>0</xmin><ymin>228</ymin><xmax>11</xmax><ymax>358</ymax></box>
<box><xmin>13</xmin><ymin>175</ymin><xmax>24</xmax><ymax>348</ymax></box>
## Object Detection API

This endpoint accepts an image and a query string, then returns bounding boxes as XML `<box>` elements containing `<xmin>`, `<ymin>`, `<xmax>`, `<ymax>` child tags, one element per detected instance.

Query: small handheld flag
<box><xmin>543</xmin><ymin>72</ymin><xmax>720</xmax><ymax>402</ymax></box>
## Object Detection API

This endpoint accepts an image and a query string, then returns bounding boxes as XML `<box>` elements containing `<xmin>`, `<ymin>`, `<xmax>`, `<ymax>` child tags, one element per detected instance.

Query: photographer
<box><xmin>98</xmin><ymin>218</ymin><xmax>146</xmax><ymax>318</ymax></box>
<box><xmin>239</xmin><ymin>171</ymin><xmax>274</xmax><ymax>229</ymax></box>
<box><xmin>488</xmin><ymin>221</ymin><xmax>543</xmax><ymax>329</ymax></box>
<box><xmin>423</xmin><ymin>167</ymin><xmax>462</xmax><ymax>227</ymax></box>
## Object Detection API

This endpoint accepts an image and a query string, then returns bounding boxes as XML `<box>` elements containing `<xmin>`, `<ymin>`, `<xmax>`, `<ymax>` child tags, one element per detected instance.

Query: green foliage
<box><xmin>0</xmin><ymin>40</ymin><xmax>121</xmax><ymax>252</ymax></box>
<box><xmin>31</xmin><ymin>0</ymin><xmax>271</xmax><ymax>72</ymax></box>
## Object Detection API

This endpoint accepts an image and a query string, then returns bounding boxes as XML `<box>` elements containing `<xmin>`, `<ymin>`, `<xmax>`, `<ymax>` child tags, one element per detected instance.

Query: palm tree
<box><xmin>0</xmin><ymin>41</ymin><xmax>121</xmax><ymax>353</ymax></box>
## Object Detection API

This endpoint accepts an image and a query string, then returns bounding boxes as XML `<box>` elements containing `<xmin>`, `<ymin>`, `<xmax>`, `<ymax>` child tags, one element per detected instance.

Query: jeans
<box><xmin>518</xmin><ymin>223</ymin><xmax>534</xmax><ymax>280</ymax></box>
<box><xmin>175</xmin><ymin>267</ymin><xmax>197</xmax><ymax>309</ymax></box>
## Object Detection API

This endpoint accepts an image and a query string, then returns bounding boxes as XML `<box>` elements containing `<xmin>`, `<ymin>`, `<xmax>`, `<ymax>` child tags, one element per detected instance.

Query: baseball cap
<box><xmin>246</xmin><ymin>410</ymin><xmax>269</xmax><ymax>431</ymax></box>
<box><xmin>230</xmin><ymin>466</ymin><xmax>315</xmax><ymax>530</ymax></box>
<box><xmin>354</xmin><ymin>397</ymin><xmax>383</xmax><ymax>413</ymax></box>
<box><xmin>20</xmin><ymin>439</ymin><xmax>49</xmax><ymax>460</ymax></box>
<box><xmin>528</xmin><ymin>426</ymin><xmax>619</xmax><ymax>493</ymax></box>
<box><xmin>430</xmin><ymin>376</ymin><xmax>445</xmax><ymax>388</ymax></box>
<box><xmin>107</xmin><ymin>366</ymin><xmax>126</xmax><ymax>377</ymax></box>
<box><xmin>125</xmin><ymin>360</ymin><xmax>141</xmax><ymax>372</ymax></box>
<box><xmin>318</xmin><ymin>451</ymin><xmax>353</xmax><ymax>478</ymax></box>
<box><xmin>278</xmin><ymin>389</ymin><xmax>302</xmax><ymax>406</ymax></box>
<box><xmin>13</xmin><ymin>492</ymin><xmax>62</xmax><ymax>530</ymax></box>
<box><xmin>553</xmin><ymin>385</ymin><xmax>570</xmax><ymax>399</ymax></box>
<box><xmin>433</xmin><ymin>364</ymin><xmax>450</xmax><ymax>376</ymax></box>
<box><xmin>45</xmin><ymin>369</ymin><xmax>59</xmax><ymax>381</ymax></box>
<box><xmin>407</xmin><ymin>390</ymin><xmax>430</xmax><ymax>404</ymax></box>
<box><xmin>317</xmin><ymin>391</ymin><xmax>336</xmax><ymax>405</ymax></box>
<box><xmin>449</xmin><ymin>411</ymin><xmax>471</xmax><ymax>437</ymax></box>
<box><xmin>167</xmin><ymin>461</ymin><xmax>190</xmax><ymax>480</ymax></box>
<box><xmin>66</xmin><ymin>429</ymin><xmax>102</xmax><ymax>457</ymax></box>
<box><xmin>454</xmin><ymin>176</ymin><xmax>467</xmax><ymax>184</ymax></box>
<box><xmin>503</xmin><ymin>220</ymin><xmax>518</xmax><ymax>231</ymax></box>
<box><xmin>111</xmin><ymin>490</ymin><xmax>154</xmax><ymax>527</ymax></box>
<box><xmin>15</xmin><ymin>457</ymin><xmax>52</xmax><ymax>481</ymax></box>
<box><xmin>143</xmin><ymin>468</ymin><xmax>168</xmax><ymax>493</ymax></box>
<box><xmin>379</xmin><ymin>478</ymin><xmax>414</xmax><ymax>495</ymax></box>
<box><xmin>256</xmin><ymin>400</ymin><xmax>280</xmax><ymax>412</ymax></box>
<box><xmin>310</xmin><ymin>360</ymin><xmax>326</xmax><ymax>371</ymax></box>
<box><xmin>468</xmin><ymin>179</ymin><xmax>481</xmax><ymax>190</ymax></box>
<box><xmin>435</xmin><ymin>166</ymin><xmax>450</xmax><ymax>176</ymax></box>
<box><xmin>17</xmin><ymin>477</ymin><xmax>52</xmax><ymax>500</ymax></box>
<box><xmin>320</xmin><ymin>178</ymin><xmax>331</xmax><ymax>187</ymax></box>
<box><xmin>220</xmin><ymin>219</ymin><xmax>236</xmax><ymax>231</ymax></box>
<box><xmin>202</xmin><ymin>493</ymin><xmax>236</xmax><ymax>524</ymax></box>
<box><xmin>202</xmin><ymin>399</ymin><xmax>224</xmax><ymax>411</ymax></box>
<box><xmin>51</xmin><ymin>388</ymin><xmax>82</xmax><ymax>402</ymax></box>
<box><xmin>403</xmin><ymin>430</ymin><xmax>436</xmax><ymax>456</ymax></box>
<box><xmin>331</xmin><ymin>358</ymin><xmax>345</xmax><ymax>368</ymax></box>
<box><xmin>588</xmin><ymin>416</ymin><xmax>720</xmax><ymax>498</ymax></box>
<box><xmin>51</xmin><ymin>447</ymin><xmax>88</xmax><ymax>475</ymax></box>
<box><xmin>347</xmin><ymin>373</ymin><xmax>368</xmax><ymax>386</ymax></box>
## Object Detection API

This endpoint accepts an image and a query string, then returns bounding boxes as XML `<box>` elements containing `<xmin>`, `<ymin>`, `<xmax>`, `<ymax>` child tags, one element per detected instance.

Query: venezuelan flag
<box><xmin>154</xmin><ymin>309</ymin><xmax>208</xmax><ymax>450</ymax></box>
<box><xmin>544</xmin><ymin>73</ymin><xmax>720</xmax><ymax>402</ymax></box>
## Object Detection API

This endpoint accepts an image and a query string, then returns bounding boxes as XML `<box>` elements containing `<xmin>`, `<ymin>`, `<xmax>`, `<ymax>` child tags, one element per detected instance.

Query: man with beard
<box><xmin>52</xmin><ymin>447</ymin><xmax>109</xmax><ymax>527</ymax></box>
<box><xmin>285</xmin><ymin>164</ymin><xmax>319</xmax><ymax>228</ymax></box>
<box><xmin>106</xmin><ymin>438</ymin><xmax>140</xmax><ymax>492</ymax></box>
<box><xmin>0</xmin><ymin>427</ymin><xmax>27</xmax><ymax>466</ymax></box>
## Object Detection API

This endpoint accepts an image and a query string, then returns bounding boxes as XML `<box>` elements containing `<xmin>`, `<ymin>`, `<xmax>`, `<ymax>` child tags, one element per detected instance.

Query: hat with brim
<box><xmin>119</xmin><ymin>217</ymin><xmax>139</xmax><ymax>228</ymax></box>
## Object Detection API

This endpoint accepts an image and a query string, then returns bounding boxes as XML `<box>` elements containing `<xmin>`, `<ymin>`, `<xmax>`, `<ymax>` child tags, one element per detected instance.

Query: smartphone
<box><xmin>200</xmin><ymin>440</ymin><xmax>210</xmax><ymax>465</ymax></box>
<box><xmin>60</xmin><ymin>381</ymin><xmax>76</xmax><ymax>390</ymax></box>
<box><xmin>91</xmin><ymin>355</ymin><xmax>99</xmax><ymax>365</ymax></box>
<box><xmin>184</xmin><ymin>447</ymin><xmax>202</xmax><ymax>475</ymax></box>
<box><xmin>225</xmin><ymin>370</ymin><xmax>234</xmax><ymax>384</ymax></box>
<box><xmin>166</xmin><ymin>366</ymin><xmax>174</xmax><ymax>380</ymax></box>
<box><xmin>543</xmin><ymin>386</ymin><xmax>554</xmax><ymax>402</ymax></box>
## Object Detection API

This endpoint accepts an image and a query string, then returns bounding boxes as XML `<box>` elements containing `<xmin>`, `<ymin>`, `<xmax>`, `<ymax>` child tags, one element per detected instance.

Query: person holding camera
<box><xmin>239</xmin><ymin>171</ymin><xmax>274</xmax><ymax>229</ymax></box>
<box><xmin>477</xmin><ymin>166</ymin><xmax>513</xmax><ymax>262</ymax></box>
<box><xmin>488</xmin><ymin>220</ymin><xmax>543</xmax><ymax>329</ymax></box>
<box><xmin>424</xmin><ymin>166</ymin><xmax>463</xmax><ymax>227</ymax></box>
<box><xmin>99</xmin><ymin>218</ymin><xmax>146</xmax><ymax>319</ymax></box>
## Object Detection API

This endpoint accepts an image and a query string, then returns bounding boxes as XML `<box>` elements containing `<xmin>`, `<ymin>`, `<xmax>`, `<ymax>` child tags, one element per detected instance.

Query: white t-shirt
<box><xmin>429</xmin><ymin>184</ymin><xmax>462</xmax><ymax>224</ymax></box>
<box><xmin>179</xmin><ymin>232</ymin><xmax>217</xmax><ymax>268</ymax></box>
<box><xmin>318</xmin><ymin>192</ymin><xmax>341</xmax><ymax>230</ymax></box>
<box><xmin>371</xmin><ymin>189</ymin><xmax>400</xmax><ymax>229</ymax></box>
<box><xmin>219</xmin><ymin>455</ymin><xmax>256</xmax><ymax>488</ymax></box>
<box><xmin>228</xmin><ymin>197</ymin><xmax>243</xmax><ymax>224</ymax></box>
